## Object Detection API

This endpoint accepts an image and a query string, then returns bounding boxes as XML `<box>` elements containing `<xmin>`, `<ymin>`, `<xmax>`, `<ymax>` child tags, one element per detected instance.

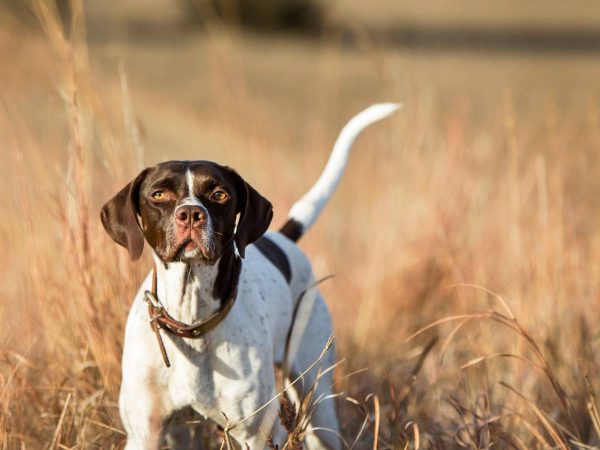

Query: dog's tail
<box><xmin>279</xmin><ymin>103</ymin><xmax>401</xmax><ymax>242</ymax></box>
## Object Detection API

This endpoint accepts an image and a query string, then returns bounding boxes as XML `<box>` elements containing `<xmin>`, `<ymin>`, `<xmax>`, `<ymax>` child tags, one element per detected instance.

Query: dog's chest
<box><xmin>163</xmin><ymin>300</ymin><xmax>281</xmax><ymax>418</ymax></box>
<box><xmin>126</xmin><ymin>254</ymin><xmax>295</xmax><ymax>418</ymax></box>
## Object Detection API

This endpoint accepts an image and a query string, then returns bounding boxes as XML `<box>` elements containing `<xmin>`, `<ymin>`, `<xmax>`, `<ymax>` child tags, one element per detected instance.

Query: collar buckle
<box><xmin>144</xmin><ymin>290</ymin><xmax>163</xmax><ymax>311</ymax></box>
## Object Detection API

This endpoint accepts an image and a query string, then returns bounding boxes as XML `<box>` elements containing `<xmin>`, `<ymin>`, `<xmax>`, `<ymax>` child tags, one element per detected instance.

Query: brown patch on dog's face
<box><xmin>138</xmin><ymin>161</ymin><xmax>240</xmax><ymax>263</ymax></box>
<box><xmin>101</xmin><ymin>160</ymin><xmax>273</xmax><ymax>264</ymax></box>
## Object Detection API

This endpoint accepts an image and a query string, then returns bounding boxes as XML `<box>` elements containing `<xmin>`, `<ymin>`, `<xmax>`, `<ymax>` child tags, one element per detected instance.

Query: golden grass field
<box><xmin>3</xmin><ymin>1</ymin><xmax>600</xmax><ymax>448</ymax></box>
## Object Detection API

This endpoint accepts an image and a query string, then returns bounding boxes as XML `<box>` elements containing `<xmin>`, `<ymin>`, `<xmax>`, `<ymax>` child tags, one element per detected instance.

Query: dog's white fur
<box><xmin>120</xmin><ymin>103</ymin><xmax>400</xmax><ymax>449</ymax></box>
<box><xmin>288</xmin><ymin>103</ymin><xmax>401</xmax><ymax>230</ymax></box>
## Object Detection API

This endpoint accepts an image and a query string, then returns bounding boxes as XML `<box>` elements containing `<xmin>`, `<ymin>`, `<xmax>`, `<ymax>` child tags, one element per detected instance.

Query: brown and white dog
<box><xmin>101</xmin><ymin>103</ymin><xmax>399</xmax><ymax>449</ymax></box>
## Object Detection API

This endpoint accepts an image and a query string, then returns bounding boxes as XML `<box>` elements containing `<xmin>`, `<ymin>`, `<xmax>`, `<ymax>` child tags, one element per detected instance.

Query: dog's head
<box><xmin>100</xmin><ymin>161</ymin><xmax>272</xmax><ymax>263</ymax></box>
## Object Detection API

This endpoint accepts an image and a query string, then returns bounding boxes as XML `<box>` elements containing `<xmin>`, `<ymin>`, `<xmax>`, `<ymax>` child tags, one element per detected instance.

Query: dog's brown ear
<box><xmin>100</xmin><ymin>169</ymin><xmax>149</xmax><ymax>260</ymax></box>
<box><xmin>226</xmin><ymin>168</ymin><xmax>273</xmax><ymax>258</ymax></box>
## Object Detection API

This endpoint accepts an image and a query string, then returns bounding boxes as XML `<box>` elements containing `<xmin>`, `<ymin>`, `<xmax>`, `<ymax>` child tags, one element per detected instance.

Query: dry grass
<box><xmin>3</xmin><ymin>1</ymin><xmax>600</xmax><ymax>449</ymax></box>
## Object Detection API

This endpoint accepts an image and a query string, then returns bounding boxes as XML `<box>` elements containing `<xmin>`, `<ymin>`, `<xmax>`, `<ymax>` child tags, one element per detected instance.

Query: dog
<box><xmin>100</xmin><ymin>103</ymin><xmax>399</xmax><ymax>449</ymax></box>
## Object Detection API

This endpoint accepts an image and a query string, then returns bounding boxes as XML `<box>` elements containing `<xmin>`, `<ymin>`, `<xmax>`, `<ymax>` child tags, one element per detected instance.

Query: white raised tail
<box><xmin>279</xmin><ymin>103</ymin><xmax>401</xmax><ymax>241</ymax></box>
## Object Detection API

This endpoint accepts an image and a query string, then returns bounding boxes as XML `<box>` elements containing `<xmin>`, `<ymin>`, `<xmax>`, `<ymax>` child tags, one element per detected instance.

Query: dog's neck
<box><xmin>152</xmin><ymin>245</ymin><xmax>240</xmax><ymax>322</ymax></box>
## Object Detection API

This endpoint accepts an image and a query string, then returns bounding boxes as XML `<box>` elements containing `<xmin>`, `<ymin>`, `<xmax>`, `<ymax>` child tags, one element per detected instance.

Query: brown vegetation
<box><xmin>2</xmin><ymin>1</ymin><xmax>600</xmax><ymax>448</ymax></box>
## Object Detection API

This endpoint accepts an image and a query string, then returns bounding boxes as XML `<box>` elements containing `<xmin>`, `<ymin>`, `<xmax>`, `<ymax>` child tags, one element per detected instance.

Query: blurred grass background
<box><xmin>2</xmin><ymin>0</ymin><xmax>600</xmax><ymax>448</ymax></box>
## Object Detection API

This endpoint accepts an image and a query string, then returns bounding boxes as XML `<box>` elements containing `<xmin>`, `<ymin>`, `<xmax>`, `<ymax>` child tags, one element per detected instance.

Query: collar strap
<box><xmin>144</xmin><ymin>259</ymin><xmax>241</xmax><ymax>368</ymax></box>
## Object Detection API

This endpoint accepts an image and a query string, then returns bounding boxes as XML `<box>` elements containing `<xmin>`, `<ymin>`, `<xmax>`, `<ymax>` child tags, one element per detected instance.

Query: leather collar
<box><xmin>144</xmin><ymin>258</ymin><xmax>241</xmax><ymax>367</ymax></box>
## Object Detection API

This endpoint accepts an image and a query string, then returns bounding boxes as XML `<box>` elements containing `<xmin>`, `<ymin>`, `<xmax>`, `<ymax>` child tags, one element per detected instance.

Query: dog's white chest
<box><xmin>131</xmin><ymin>256</ymin><xmax>293</xmax><ymax>420</ymax></box>
<box><xmin>157</xmin><ymin>321</ymin><xmax>275</xmax><ymax>432</ymax></box>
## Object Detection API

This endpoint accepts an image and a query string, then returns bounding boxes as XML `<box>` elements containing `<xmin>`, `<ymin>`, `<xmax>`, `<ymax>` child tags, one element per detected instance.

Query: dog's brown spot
<box><xmin>101</xmin><ymin>160</ymin><xmax>273</xmax><ymax>266</ymax></box>
<box><xmin>279</xmin><ymin>218</ymin><xmax>303</xmax><ymax>242</ymax></box>
<box><xmin>254</xmin><ymin>236</ymin><xmax>291</xmax><ymax>283</ymax></box>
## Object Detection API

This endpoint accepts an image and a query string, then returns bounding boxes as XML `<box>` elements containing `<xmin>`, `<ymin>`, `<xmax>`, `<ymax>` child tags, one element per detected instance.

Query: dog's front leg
<box><xmin>119</xmin><ymin>380</ymin><xmax>167</xmax><ymax>450</ymax></box>
<box><xmin>222</xmin><ymin>396</ymin><xmax>286</xmax><ymax>450</ymax></box>
<box><xmin>204</xmin><ymin>357</ymin><xmax>287</xmax><ymax>450</ymax></box>
<box><xmin>230</xmin><ymin>413</ymin><xmax>286</xmax><ymax>450</ymax></box>
<box><xmin>120</xmin><ymin>374</ymin><xmax>169</xmax><ymax>450</ymax></box>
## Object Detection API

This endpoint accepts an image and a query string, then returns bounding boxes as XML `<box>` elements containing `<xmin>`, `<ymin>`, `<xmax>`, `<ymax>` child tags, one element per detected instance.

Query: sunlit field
<box><xmin>2</xmin><ymin>1</ymin><xmax>600</xmax><ymax>448</ymax></box>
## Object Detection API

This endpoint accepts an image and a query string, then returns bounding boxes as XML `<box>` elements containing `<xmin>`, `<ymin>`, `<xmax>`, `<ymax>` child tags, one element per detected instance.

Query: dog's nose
<box><xmin>175</xmin><ymin>205</ymin><xmax>207</xmax><ymax>227</ymax></box>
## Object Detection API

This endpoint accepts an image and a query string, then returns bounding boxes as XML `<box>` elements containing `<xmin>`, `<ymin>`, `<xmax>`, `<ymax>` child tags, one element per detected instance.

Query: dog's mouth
<box><xmin>150</xmin><ymin>222</ymin><xmax>218</xmax><ymax>263</ymax></box>
<box><xmin>170</xmin><ymin>235</ymin><xmax>213</xmax><ymax>262</ymax></box>
<box><xmin>182</xmin><ymin>239</ymin><xmax>198</xmax><ymax>253</ymax></box>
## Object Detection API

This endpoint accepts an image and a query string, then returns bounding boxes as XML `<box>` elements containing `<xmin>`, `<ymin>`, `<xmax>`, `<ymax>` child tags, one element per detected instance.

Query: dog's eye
<box><xmin>210</xmin><ymin>190</ymin><xmax>229</xmax><ymax>202</ymax></box>
<box><xmin>151</xmin><ymin>191</ymin><xmax>166</xmax><ymax>201</ymax></box>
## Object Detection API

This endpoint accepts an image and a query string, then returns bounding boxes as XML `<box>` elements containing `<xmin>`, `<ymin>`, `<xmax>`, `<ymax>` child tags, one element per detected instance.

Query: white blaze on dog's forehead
<box><xmin>178</xmin><ymin>168</ymin><xmax>213</xmax><ymax>241</ymax></box>
<box><xmin>186</xmin><ymin>169</ymin><xmax>194</xmax><ymax>198</ymax></box>
<box><xmin>180</xmin><ymin>169</ymin><xmax>203</xmax><ymax>207</ymax></box>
